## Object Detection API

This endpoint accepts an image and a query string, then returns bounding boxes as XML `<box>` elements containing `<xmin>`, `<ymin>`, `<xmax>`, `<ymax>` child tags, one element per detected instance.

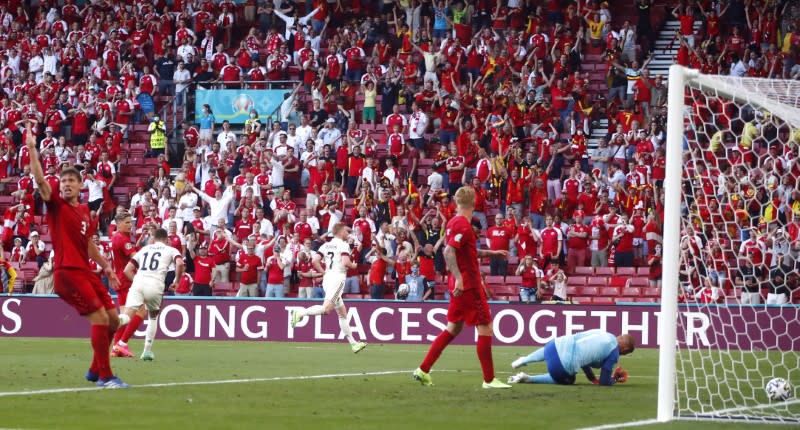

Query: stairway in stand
<box><xmin>648</xmin><ymin>16</ymin><xmax>701</xmax><ymax>78</ymax></box>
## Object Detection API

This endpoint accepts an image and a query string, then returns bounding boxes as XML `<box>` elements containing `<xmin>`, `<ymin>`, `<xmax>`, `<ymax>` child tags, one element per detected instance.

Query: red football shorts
<box><xmin>116</xmin><ymin>277</ymin><xmax>132</xmax><ymax>308</ymax></box>
<box><xmin>447</xmin><ymin>285</ymin><xmax>492</xmax><ymax>326</ymax></box>
<box><xmin>54</xmin><ymin>269</ymin><xmax>115</xmax><ymax>316</ymax></box>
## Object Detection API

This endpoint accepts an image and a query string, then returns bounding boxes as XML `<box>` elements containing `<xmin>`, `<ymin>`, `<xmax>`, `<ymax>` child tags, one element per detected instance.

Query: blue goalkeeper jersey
<box><xmin>554</xmin><ymin>329</ymin><xmax>620</xmax><ymax>377</ymax></box>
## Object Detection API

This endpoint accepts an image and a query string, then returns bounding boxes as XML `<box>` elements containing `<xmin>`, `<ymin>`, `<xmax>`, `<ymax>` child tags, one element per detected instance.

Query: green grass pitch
<box><xmin>0</xmin><ymin>338</ymin><xmax>788</xmax><ymax>430</ymax></box>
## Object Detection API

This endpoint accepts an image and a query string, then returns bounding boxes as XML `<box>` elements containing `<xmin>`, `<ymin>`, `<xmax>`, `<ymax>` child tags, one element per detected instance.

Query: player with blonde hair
<box><xmin>289</xmin><ymin>223</ymin><xmax>367</xmax><ymax>353</ymax></box>
<box><xmin>413</xmin><ymin>186</ymin><xmax>511</xmax><ymax>388</ymax></box>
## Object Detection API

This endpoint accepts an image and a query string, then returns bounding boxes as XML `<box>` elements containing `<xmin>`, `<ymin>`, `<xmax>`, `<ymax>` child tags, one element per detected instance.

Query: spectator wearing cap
<box><xmin>264</xmin><ymin>243</ymin><xmax>288</xmax><ymax>298</ymax></box>
<box><xmin>26</xmin><ymin>231</ymin><xmax>46</xmax><ymax>268</ymax></box>
<box><xmin>190</xmin><ymin>206</ymin><xmax>209</xmax><ymax>236</ymax></box>
<box><xmin>318</xmin><ymin>117</ymin><xmax>342</xmax><ymax>150</ymax></box>
<box><xmin>189</xmin><ymin>242</ymin><xmax>217</xmax><ymax>296</ymax></box>
<box><xmin>565</xmin><ymin>210</ymin><xmax>590</xmax><ymax>274</ymax></box>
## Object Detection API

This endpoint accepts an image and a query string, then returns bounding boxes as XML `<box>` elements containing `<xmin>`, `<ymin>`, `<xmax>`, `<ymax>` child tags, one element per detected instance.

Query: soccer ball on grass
<box><xmin>765</xmin><ymin>378</ymin><xmax>793</xmax><ymax>401</ymax></box>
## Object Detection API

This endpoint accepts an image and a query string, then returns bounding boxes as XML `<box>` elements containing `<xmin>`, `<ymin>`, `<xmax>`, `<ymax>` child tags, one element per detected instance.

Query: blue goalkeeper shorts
<box><xmin>544</xmin><ymin>341</ymin><xmax>577</xmax><ymax>385</ymax></box>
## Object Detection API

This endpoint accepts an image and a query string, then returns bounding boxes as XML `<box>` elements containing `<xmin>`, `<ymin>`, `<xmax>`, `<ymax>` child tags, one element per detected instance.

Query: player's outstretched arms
<box><xmin>25</xmin><ymin>123</ymin><xmax>51</xmax><ymax>202</ymax></box>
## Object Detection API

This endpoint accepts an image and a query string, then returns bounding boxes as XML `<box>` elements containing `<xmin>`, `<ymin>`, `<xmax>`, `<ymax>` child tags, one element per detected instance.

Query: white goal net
<box><xmin>659</xmin><ymin>66</ymin><xmax>800</xmax><ymax>424</ymax></box>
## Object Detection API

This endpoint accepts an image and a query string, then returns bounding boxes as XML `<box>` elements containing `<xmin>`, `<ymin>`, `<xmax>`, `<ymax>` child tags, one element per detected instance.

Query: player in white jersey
<box><xmin>289</xmin><ymin>223</ymin><xmax>367</xmax><ymax>353</ymax></box>
<box><xmin>121</xmin><ymin>228</ymin><xmax>185</xmax><ymax>361</ymax></box>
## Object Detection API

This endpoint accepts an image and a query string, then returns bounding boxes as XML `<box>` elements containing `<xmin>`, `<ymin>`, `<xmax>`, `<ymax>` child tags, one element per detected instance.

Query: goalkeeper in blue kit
<box><xmin>508</xmin><ymin>330</ymin><xmax>635</xmax><ymax>386</ymax></box>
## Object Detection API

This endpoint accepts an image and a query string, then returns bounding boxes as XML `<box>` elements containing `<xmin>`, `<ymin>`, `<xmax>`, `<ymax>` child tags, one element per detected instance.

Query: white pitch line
<box><xmin>573</xmin><ymin>418</ymin><xmax>661</xmax><ymax>430</ymax></box>
<box><xmin>700</xmin><ymin>398</ymin><xmax>800</xmax><ymax>416</ymax></box>
<box><xmin>0</xmin><ymin>369</ymin><xmax>449</xmax><ymax>398</ymax></box>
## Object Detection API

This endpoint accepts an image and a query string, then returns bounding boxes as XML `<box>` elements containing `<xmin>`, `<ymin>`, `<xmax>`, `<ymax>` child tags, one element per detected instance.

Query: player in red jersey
<box><xmin>25</xmin><ymin>123</ymin><xmax>128</xmax><ymax>388</ymax></box>
<box><xmin>413</xmin><ymin>186</ymin><xmax>511</xmax><ymax>389</ymax></box>
<box><xmin>110</xmin><ymin>211</ymin><xmax>147</xmax><ymax>358</ymax></box>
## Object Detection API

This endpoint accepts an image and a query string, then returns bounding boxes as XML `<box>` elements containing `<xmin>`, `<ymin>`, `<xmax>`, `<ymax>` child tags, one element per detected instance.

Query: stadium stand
<box><xmin>0</xmin><ymin>0</ymin><xmax>797</xmax><ymax>305</ymax></box>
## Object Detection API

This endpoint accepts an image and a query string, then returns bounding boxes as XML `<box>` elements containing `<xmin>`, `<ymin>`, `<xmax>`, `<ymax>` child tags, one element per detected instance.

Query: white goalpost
<box><xmin>658</xmin><ymin>65</ymin><xmax>800</xmax><ymax>424</ymax></box>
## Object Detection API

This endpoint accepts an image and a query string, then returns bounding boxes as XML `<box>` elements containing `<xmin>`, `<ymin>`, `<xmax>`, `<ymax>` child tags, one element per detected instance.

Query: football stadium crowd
<box><xmin>0</xmin><ymin>0</ymin><xmax>798</xmax><ymax>304</ymax></box>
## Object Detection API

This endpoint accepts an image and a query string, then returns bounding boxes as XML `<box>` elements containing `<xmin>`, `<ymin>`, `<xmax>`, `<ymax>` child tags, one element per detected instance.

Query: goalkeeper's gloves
<box><xmin>507</xmin><ymin>372</ymin><xmax>530</xmax><ymax>384</ymax></box>
<box><xmin>613</xmin><ymin>366</ymin><xmax>629</xmax><ymax>384</ymax></box>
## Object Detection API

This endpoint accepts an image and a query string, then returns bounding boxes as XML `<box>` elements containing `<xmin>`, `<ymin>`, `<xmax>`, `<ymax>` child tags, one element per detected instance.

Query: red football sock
<box><xmin>477</xmin><ymin>335</ymin><xmax>494</xmax><ymax>383</ymax></box>
<box><xmin>112</xmin><ymin>320</ymin><xmax>124</xmax><ymax>344</ymax></box>
<box><xmin>91</xmin><ymin>325</ymin><xmax>113</xmax><ymax>380</ymax></box>
<box><xmin>120</xmin><ymin>314</ymin><xmax>144</xmax><ymax>343</ymax></box>
<box><xmin>420</xmin><ymin>330</ymin><xmax>454</xmax><ymax>373</ymax></box>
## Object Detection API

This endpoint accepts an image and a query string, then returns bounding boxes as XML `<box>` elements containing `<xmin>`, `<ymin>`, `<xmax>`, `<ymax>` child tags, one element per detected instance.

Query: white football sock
<box><xmin>118</xmin><ymin>314</ymin><xmax>130</xmax><ymax>327</ymax></box>
<box><xmin>338</xmin><ymin>316</ymin><xmax>356</xmax><ymax>346</ymax></box>
<box><xmin>143</xmin><ymin>318</ymin><xmax>158</xmax><ymax>353</ymax></box>
<box><xmin>300</xmin><ymin>305</ymin><xmax>325</xmax><ymax>317</ymax></box>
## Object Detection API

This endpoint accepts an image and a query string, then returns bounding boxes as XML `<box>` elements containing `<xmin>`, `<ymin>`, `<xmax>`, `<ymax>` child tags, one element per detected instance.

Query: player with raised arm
<box><xmin>507</xmin><ymin>330</ymin><xmax>635</xmax><ymax>386</ymax></box>
<box><xmin>122</xmin><ymin>228</ymin><xmax>185</xmax><ymax>361</ymax></box>
<box><xmin>289</xmin><ymin>223</ymin><xmax>367</xmax><ymax>353</ymax></box>
<box><xmin>110</xmin><ymin>210</ymin><xmax>148</xmax><ymax>358</ymax></box>
<box><xmin>412</xmin><ymin>186</ymin><xmax>511</xmax><ymax>389</ymax></box>
<box><xmin>24</xmin><ymin>122</ymin><xmax>128</xmax><ymax>388</ymax></box>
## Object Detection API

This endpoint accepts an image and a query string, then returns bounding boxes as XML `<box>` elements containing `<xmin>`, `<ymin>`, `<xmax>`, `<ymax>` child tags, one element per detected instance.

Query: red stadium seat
<box><xmin>485</xmin><ymin>276</ymin><xmax>504</xmax><ymax>285</ymax></box>
<box><xmin>622</xmin><ymin>287</ymin><xmax>642</xmax><ymax>297</ymax></box>
<box><xmin>608</xmin><ymin>277</ymin><xmax>629</xmax><ymax>288</ymax></box>
<box><xmin>572</xmin><ymin>297</ymin><xmax>593</xmax><ymax>304</ymax></box>
<box><xmin>586</xmin><ymin>277</ymin><xmax>607</xmax><ymax>286</ymax></box>
<box><xmin>505</xmin><ymin>276</ymin><xmax>522</xmax><ymax>284</ymax></box>
<box><xmin>644</xmin><ymin>287</ymin><xmax>661</xmax><ymax>298</ymax></box>
<box><xmin>567</xmin><ymin>276</ymin><xmax>587</xmax><ymax>286</ymax></box>
<box><xmin>493</xmin><ymin>285</ymin><xmax>518</xmax><ymax>295</ymax></box>
<box><xmin>595</xmin><ymin>267</ymin><xmax>614</xmax><ymax>276</ymax></box>
<box><xmin>574</xmin><ymin>266</ymin><xmax>595</xmax><ymax>276</ymax></box>
<box><xmin>591</xmin><ymin>297</ymin><xmax>615</xmax><ymax>305</ymax></box>
<box><xmin>577</xmin><ymin>286</ymin><xmax>600</xmax><ymax>296</ymax></box>
<box><xmin>637</xmin><ymin>267</ymin><xmax>651</xmax><ymax>276</ymax></box>
<box><xmin>629</xmin><ymin>277</ymin><xmax>649</xmax><ymax>287</ymax></box>
<box><xmin>600</xmin><ymin>287</ymin><xmax>621</xmax><ymax>297</ymax></box>
<box><xmin>615</xmin><ymin>267</ymin><xmax>636</xmax><ymax>276</ymax></box>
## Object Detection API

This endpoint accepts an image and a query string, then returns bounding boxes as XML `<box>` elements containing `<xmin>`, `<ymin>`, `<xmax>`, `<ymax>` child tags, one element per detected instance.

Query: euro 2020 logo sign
<box><xmin>232</xmin><ymin>93</ymin><xmax>255</xmax><ymax>115</ymax></box>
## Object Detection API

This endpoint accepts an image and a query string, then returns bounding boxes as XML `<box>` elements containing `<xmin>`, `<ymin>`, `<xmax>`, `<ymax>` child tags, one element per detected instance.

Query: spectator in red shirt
<box><xmin>565</xmin><ymin>210</ymin><xmax>590</xmax><ymax>274</ymax></box>
<box><xmin>367</xmin><ymin>244</ymin><xmax>395</xmax><ymax>299</ymax></box>
<box><xmin>540</xmin><ymin>215</ymin><xmax>563</xmax><ymax>268</ymax></box>
<box><xmin>515</xmin><ymin>254</ymin><xmax>544</xmax><ymax>303</ymax></box>
<box><xmin>235</xmin><ymin>240</ymin><xmax>262</xmax><ymax>297</ymax></box>
<box><xmin>486</xmin><ymin>214</ymin><xmax>511</xmax><ymax>276</ymax></box>
<box><xmin>611</xmin><ymin>213</ymin><xmax>636</xmax><ymax>267</ymax></box>
<box><xmin>190</xmin><ymin>243</ymin><xmax>217</xmax><ymax>296</ymax></box>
